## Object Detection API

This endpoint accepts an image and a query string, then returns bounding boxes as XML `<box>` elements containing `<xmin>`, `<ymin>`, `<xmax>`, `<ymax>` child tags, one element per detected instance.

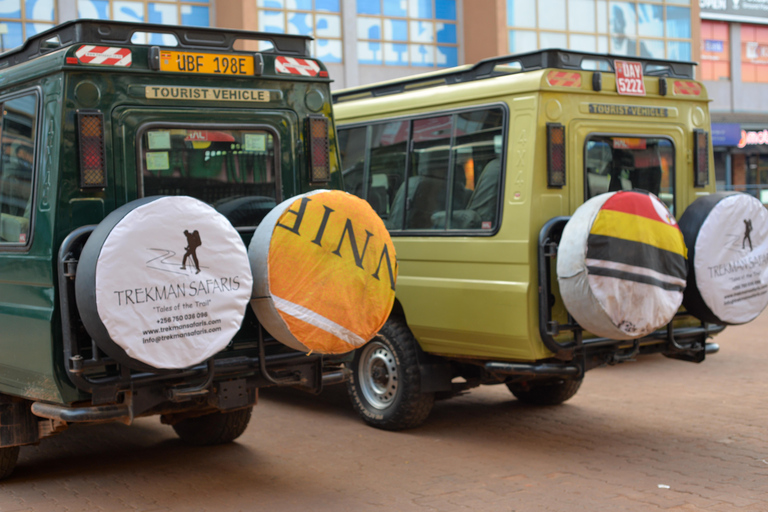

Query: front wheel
<box><xmin>171</xmin><ymin>407</ymin><xmax>253</xmax><ymax>446</ymax></box>
<box><xmin>506</xmin><ymin>378</ymin><xmax>583</xmax><ymax>406</ymax></box>
<box><xmin>347</xmin><ymin>317</ymin><xmax>434</xmax><ymax>431</ymax></box>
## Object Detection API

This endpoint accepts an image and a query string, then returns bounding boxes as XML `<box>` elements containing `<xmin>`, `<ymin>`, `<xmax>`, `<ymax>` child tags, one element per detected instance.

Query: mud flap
<box><xmin>419</xmin><ymin>363</ymin><xmax>452</xmax><ymax>393</ymax></box>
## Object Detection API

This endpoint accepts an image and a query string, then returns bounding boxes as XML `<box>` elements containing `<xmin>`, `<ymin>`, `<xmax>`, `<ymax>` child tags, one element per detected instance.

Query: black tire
<box><xmin>172</xmin><ymin>407</ymin><xmax>252</xmax><ymax>446</ymax></box>
<box><xmin>507</xmin><ymin>378</ymin><xmax>583</xmax><ymax>406</ymax></box>
<box><xmin>347</xmin><ymin>317</ymin><xmax>434</xmax><ymax>431</ymax></box>
<box><xmin>0</xmin><ymin>446</ymin><xmax>19</xmax><ymax>480</ymax></box>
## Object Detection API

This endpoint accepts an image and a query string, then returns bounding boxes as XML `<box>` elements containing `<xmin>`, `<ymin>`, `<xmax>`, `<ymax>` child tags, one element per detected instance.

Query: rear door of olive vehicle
<box><xmin>543</xmin><ymin>70</ymin><xmax>715</xmax><ymax>339</ymax></box>
<box><xmin>567</xmin><ymin>95</ymin><xmax>712</xmax><ymax>220</ymax></box>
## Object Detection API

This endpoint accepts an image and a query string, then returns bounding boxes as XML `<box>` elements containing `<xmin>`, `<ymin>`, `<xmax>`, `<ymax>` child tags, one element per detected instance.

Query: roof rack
<box><xmin>333</xmin><ymin>48</ymin><xmax>695</xmax><ymax>102</ymax></box>
<box><xmin>0</xmin><ymin>19</ymin><xmax>312</xmax><ymax>69</ymax></box>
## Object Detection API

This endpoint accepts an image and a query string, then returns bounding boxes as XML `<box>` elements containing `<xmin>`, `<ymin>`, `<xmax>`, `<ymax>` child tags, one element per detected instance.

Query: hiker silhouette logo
<box><xmin>144</xmin><ymin>229</ymin><xmax>206</xmax><ymax>276</ymax></box>
<box><xmin>743</xmin><ymin>219</ymin><xmax>753</xmax><ymax>252</ymax></box>
<box><xmin>181</xmin><ymin>229</ymin><xmax>202</xmax><ymax>274</ymax></box>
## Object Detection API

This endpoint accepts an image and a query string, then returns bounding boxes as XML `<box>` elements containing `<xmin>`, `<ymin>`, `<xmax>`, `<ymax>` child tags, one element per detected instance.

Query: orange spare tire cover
<box><xmin>249</xmin><ymin>190</ymin><xmax>397</xmax><ymax>354</ymax></box>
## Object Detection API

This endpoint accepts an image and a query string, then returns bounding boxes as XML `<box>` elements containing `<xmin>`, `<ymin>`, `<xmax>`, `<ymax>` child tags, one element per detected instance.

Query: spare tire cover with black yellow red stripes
<box><xmin>249</xmin><ymin>189</ymin><xmax>397</xmax><ymax>355</ymax></box>
<box><xmin>557</xmin><ymin>191</ymin><xmax>687</xmax><ymax>340</ymax></box>
<box><xmin>679</xmin><ymin>192</ymin><xmax>768</xmax><ymax>325</ymax></box>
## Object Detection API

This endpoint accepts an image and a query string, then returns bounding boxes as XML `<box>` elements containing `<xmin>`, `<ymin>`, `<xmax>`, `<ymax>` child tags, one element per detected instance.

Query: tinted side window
<box><xmin>395</xmin><ymin>115</ymin><xmax>451</xmax><ymax>230</ymax></box>
<box><xmin>339</xmin><ymin>125</ymin><xmax>367</xmax><ymax>197</ymax></box>
<box><xmin>0</xmin><ymin>94</ymin><xmax>37</xmax><ymax>245</ymax></box>
<box><xmin>446</xmin><ymin>109</ymin><xmax>504</xmax><ymax>230</ymax></box>
<box><xmin>339</xmin><ymin>106</ymin><xmax>505</xmax><ymax>233</ymax></box>
<box><xmin>368</xmin><ymin>121</ymin><xmax>408</xmax><ymax>220</ymax></box>
<box><xmin>339</xmin><ymin>121</ymin><xmax>409</xmax><ymax>222</ymax></box>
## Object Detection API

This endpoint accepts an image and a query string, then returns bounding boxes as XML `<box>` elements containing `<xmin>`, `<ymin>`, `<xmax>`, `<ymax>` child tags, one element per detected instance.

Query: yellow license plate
<box><xmin>158</xmin><ymin>51</ymin><xmax>254</xmax><ymax>76</ymax></box>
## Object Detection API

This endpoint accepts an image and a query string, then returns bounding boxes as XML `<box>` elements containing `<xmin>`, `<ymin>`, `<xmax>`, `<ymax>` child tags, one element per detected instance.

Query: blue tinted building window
<box><xmin>506</xmin><ymin>0</ymin><xmax>692</xmax><ymax>60</ymax></box>
<box><xmin>25</xmin><ymin>0</ymin><xmax>53</xmax><ymax>21</ymax></box>
<box><xmin>181</xmin><ymin>5</ymin><xmax>209</xmax><ymax>27</ymax></box>
<box><xmin>77</xmin><ymin>1</ymin><xmax>210</xmax><ymax>29</ymax></box>
<box><xmin>666</xmin><ymin>6</ymin><xmax>690</xmax><ymax>39</ymax></box>
<box><xmin>0</xmin><ymin>0</ymin><xmax>56</xmax><ymax>51</ymax></box>
<box><xmin>358</xmin><ymin>1</ymin><xmax>381</xmax><ymax>15</ymax></box>
<box><xmin>358</xmin><ymin>0</ymin><xmax>459</xmax><ymax>68</ymax></box>
<box><xmin>382</xmin><ymin>0</ymin><xmax>406</xmax><ymax>17</ymax></box>
<box><xmin>257</xmin><ymin>0</ymin><xmax>343</xmax><ymax>62</ymax></box>
<box><xmin>0</xmin><ymin>22</ymin><xmax>23</xmax><ymax>52</ymax></box>
<box><xmin>435</xmin><ymin>0</ymin><xmax>455</xmax><ymax>20</ymax></box>
<box><xmin>316</xmin><ymin>0</ymin><xmax>339</xmax><ymax>12</ymax></box>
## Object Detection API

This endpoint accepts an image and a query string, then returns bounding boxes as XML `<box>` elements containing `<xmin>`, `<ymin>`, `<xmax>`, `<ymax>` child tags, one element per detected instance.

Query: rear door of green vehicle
<box><xmin>111</xmin><ymin>105</ymin><xmax>299</xmax><ymax>344</ymax></box>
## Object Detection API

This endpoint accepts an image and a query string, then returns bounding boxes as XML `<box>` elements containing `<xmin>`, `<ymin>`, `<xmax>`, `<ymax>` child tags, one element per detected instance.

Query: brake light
<box><xmin>78</xmin><ymin>111</ymin><xmax>107</xmax><ymax>188</ymax></box>
<box><xmin>547</xmin><ymin>123</ymin><xmax>566</xmax><ymax>188</ymax></box>
<box><xmin>693</xmin><ymin>129</ymin><xmax>709</xmax><ymax>187</ymax></box>
<box><xmin>307</xmin><ymin>115</ymin><xmax>330</xmax><ymax>184</ymax></box>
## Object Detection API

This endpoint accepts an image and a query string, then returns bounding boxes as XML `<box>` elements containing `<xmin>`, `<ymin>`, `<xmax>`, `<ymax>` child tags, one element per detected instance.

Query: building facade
<box><xmin>3</xmin><ymin>1</ymin><xmax>698</xmax><ymax>89</ymax></box>
<box><xmin>700</xmin><ymin>2</ymin><xmax>768</xmax><ymax>200</ymax></box>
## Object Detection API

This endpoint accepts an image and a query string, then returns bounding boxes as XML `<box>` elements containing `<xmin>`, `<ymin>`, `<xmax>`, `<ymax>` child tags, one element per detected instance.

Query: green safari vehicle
<box><xmin>0</xmin><ymin>19</ymin><xmax>351</xmax><ymax>479</ymax></box>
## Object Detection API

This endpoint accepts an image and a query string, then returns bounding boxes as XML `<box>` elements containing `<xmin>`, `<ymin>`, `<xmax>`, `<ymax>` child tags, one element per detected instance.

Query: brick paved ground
<box><xmin>2</xmin><ymin>312</ymin><xmax>768</xmax><ymax>511</ymax></box>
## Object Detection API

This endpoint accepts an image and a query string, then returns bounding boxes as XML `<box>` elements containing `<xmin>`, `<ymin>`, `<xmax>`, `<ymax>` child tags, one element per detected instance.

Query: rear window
<box><xmin>140</xmin><ymin>127</ymin><xmax>279</xmax><ymax>227</ymax></box>
<box><xmin>585</xmin><ymin>135</ymin><xmax>675</xmax><ymax>214</ymax></box>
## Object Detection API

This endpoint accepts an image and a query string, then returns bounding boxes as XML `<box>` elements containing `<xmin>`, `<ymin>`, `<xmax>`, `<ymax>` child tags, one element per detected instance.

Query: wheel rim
<box><xmin>358</xmin><ymin>340</ymin><xmax>399</xmax><ymax>409</ymax></box>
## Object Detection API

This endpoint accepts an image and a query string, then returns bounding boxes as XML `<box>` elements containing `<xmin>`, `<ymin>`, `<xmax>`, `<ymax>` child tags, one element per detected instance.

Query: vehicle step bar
<box><xmin>31</xmin><ymin>402</ymin><xmax>132</xmax><ymax>425</ymax></box>
<box><xmin>484</xmin><ymin>362</ymin><xmax>581</xmax><ymax>378</ymax></box>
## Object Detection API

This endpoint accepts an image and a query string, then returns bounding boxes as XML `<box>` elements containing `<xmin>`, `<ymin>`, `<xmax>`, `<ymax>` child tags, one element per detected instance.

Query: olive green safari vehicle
<box><xmin>333</xmin><ymin>50</ymin><xmax>768</xmax><ymax>430</ymax></box>
<box><xmin>0</xmin><ymin>20</ymin><xmax>352</xmax><ymax>478</ymax></box>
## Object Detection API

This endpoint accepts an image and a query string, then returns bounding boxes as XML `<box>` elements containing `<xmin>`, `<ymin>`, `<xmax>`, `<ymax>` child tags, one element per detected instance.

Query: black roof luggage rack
<box><xmin>333</xmin><ymin>48</ymin><xmax>695</xmax><ymax>102</ymax></box>
<box><xmin>0</xmin><ymin>19</ymin><xmax>312</xmax><ymax>69</ymax></box>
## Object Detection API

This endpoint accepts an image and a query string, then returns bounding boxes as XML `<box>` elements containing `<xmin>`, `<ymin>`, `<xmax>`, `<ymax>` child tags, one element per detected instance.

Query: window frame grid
<box><xmin>0</xmin><ymin>1</ymin><xmax>58</xmax><ymax>51</ymax></box>
<box><xmin>507</xmin><ymin>0</ymin><xmax>693</xmax><ymax>61</ymax></box>
<box><xmin>75</xmin><ymin>1</ymin><xmax>211</xmax><ymax>27</ymax></box>
<box><xmin>257</xmin><ymin>2</ymin><xmax>343</xmax><ymax>63</ymax></box>
<box><xmin>740</xmin><ymin>23</ymin><xmax>768</xmax><ymax>83</ymax></box>
<box><xmin>357</xmin><ymin>0</ymin><xmax>459</xmax><ymax>68</ymax></box>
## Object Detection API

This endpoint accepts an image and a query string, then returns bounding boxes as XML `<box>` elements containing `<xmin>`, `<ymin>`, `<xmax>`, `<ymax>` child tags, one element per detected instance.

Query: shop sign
<box><xmin>745</xmin><ymin>41</ymin><xmax>768</xmax><ymax>64</ymax></box>
<box><xmin>738</xmin><ymin>129</ymin><xmax>768</xmax><ymax>148</ymax></box>
<box><xmin>701</xmin><ymin>0</ymin><xmax>768</xmax><ymax>23</ymax></box>
<box><xmin>705</xmin><ymin>40</ymin><xmax>724</xmax><ymax>53</ymax></box>
<box><xmin>712</xmin><ymin>123</ymin><xmax>742</xmax><ymax>146</ymax></box>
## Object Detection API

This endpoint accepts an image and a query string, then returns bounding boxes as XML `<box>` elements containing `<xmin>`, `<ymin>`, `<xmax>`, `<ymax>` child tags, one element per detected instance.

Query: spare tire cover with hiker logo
<box><xmin>679</xmin><ymin>192</ymin><xmax>768</xmax><ymax>325</ymax></box>
<box><xmin>557</xmin><ymin>191</ymin><xmax>687</xmax><ymax>340</ymax></box>
<box><xmin>75</xmin><ymin>196</ymin><xmax>253</xmax><ymax>370</ymax></box>
<box><xmin>249</xmin><ymin>190</ymin><xmax>397</xmax><ymax>354</ymax></box>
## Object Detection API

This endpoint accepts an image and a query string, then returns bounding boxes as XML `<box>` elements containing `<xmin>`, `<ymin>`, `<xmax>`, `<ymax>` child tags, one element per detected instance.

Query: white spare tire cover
<box><xmin>679</xmin><ymin>192</ymin><xmax>768</xmax><ymax>325</ymax></box>
<box><xmin>557</xmin><ymin>191</ymin><xmax>687</xmax><ymax>340</ymax></box>
<box><xmin>75</xmin><ymin>196</ymin><xmax>253</xmax><ymax>371</ymax></box>
<box><xmin>249</xmin><ymin>190</ymin><xmax>397</xmax><ymax>354</ymax></box>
